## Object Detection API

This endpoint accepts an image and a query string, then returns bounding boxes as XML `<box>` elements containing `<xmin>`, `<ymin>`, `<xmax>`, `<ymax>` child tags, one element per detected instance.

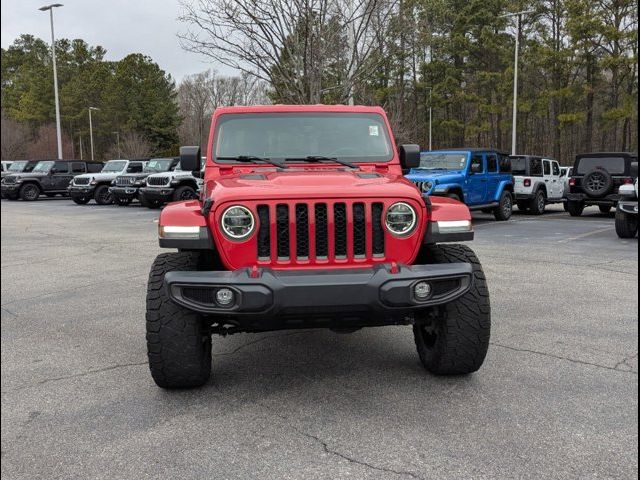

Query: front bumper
<box><xmin>618</xmin><ymin>200</ymin><xmax>638</xmax><ymax>215</ymax></box>
<box><xmin>1</xmin><ymin>184</ymin><xmax>20</xmax><ymax>195</ymax></box>
<box><xmin>139</xmin><ymin>186</ymin><xmax>175</xmax><ymax>202</ymax></box>
<box><xmin>567</xmin><ymin>193</ymin><xmax>621</xmax><ymax>206</ymax></box>
<box><xmin>109</xmin><ymin>186</ymin><xmax>139</xmax><ymax>200</ymax></box>
<box><xmin>68</xmin><ymin>185</ymin><xmax>95</xmax><ymax>197</ymax></box>
<box><xmin>164</xmin><ymin>263</ymin><xmax>473</xmax><ymax>329</ymax></box>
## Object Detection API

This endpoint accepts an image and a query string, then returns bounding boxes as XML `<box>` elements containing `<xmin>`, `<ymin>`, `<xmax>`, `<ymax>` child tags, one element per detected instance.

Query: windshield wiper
<box><xmin>217</xmin><ymin>155</ymin><xmax>287</xmax><ymax>169</ymax></box>
<box><xmin>285</xmin><ymin>156</ymin><xmax>359</xmax><ymax>169</ymax></box>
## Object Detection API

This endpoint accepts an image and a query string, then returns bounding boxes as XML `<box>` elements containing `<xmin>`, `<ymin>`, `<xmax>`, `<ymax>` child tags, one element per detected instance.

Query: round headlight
<box><xmin>385</xmin><ymin>202</ymin><xmax>417</xmax><ymax>236</ymax></box>
<box><xmin>221</xmin><ymin>205</ymin><xmax>255</xmax><ymax>240</ymax></box>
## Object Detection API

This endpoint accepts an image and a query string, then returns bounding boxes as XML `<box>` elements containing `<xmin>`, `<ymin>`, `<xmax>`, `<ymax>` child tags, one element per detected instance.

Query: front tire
<box><xmin>615</xmin><ymin>210</ymin><xmax>638</xmax><ymax>239</ymax></box>
<box><xmin>173</xmin><ymin>185</ymin><xmax>198</xmax><ymax>202</ymax></box>
<box><xmin>146</xmin><ymin>252</ymin><xmax>212</xmax><ymax>389</ymax></box>
<box><xmin>71</xmin><ymin>195</ymin><xmax>90</xmax><ymax>205</ymax></box>
<box><xmin>94</xmin><ymin>185</ymin><xmax>113</xmax><ymax>205</ymax></box>
<box><xmin>493</xmin><ymin>191</ymin><xmax>513</xmax><ymax>221</ymax></box>
<box><xmin>567</xmin><ymin>200</ymin><xmax>584</xmax><ymax>217</ymax></box>
<box><xmin>413</xmin><ymin>244</ymin><xmax>491</xmax><ymax>375</ymax></box>
<box><xmin>19</xmin><ymin>183</ymin><xmax>40</xmax><ymax>201</ymax></box>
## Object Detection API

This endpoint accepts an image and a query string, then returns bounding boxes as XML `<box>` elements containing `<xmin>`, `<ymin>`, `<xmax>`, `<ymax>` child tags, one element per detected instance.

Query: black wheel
<box><xmin>563</xmin><ymin>202</ymin><xmax>569</xmax><ymax>212</ymax></box>
<box><xmin>94</xmin><ymin>185</ymin><xmax>113</xmax><ymax>205</ymax></box>
<box><xmin>447</xmin><ymin>193</ymin><xmax>462</xmax><ymax>202</ymax></box>
<box><xmin>582</xmin><ymin>169</ymin><xmax>613</xmax><ymax>198</ymax></box>
<box><xmin>599</xmin><ymin>205</ymin><xmax>612</xmax><ymax>214</ymax></box>
<box><xmin>567</xmin><ymin>201</ymin><xmax>584</xmax><ymax>217</ymax></box>
<box><xmin>114</xmin><ymin>197</ymin><xmax>132</xmax><ymax>206</ymax></box>
<box><xmin>173</xmin><ymin>185</ymin><xmax>198</xmax><ymax>202</ymax></box>
<box><xmin>19</xmin><ymin>183</ymin><xmax>40</xmax><ymax>201</ymax></box>
<box><xmin>517</xmin><ymin>201</ymin><xmax>530</xmax><ymax>212</ymax></box>
<box><xmin>413</xmin><ymin>244</ymin><xmax>491</xmax><ymax>375</ymax></box>
<box><xmin>493</xmin><ymin>191</ymin><xmax>513</xmax><ymax>221</ymax></box>
<box><xmin>146</xmin><ymin>252</ymin><xmax>212</xmax><ymax>388</ymax></box>
<box><xmin>140</xmin><ymin>194</ymin><xmax>161</xmax><ymax>209</ymax></box>
<box><xmin>71</xmin><ymin>195</ymin><xmax>90</xmax><ymax>205</ymax></box>
<box><xmin>530</xmin><ymin>190</ymin><xmax>546</xmax><ymax>216</ymax></box>
<box><xmin>615</xmin><ymin>210</ymin><xmax>638</xmax><ymax>239</ymax></box>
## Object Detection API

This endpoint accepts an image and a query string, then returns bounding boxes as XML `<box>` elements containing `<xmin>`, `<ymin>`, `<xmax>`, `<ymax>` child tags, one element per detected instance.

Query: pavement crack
<box><xmin>2</xmin><ymin>361</ymin><xmax>148</xmax><ymax>394</ymax></box>
<box><xmin>1</xmin><ymin>307</ymin><xmax>18</xmax><ymax>317</ymax></box>
<box><xmin>491</xmin><ymin>343</ymin><xmax>638</xmax><ymax>374</ymax></box>
<box><xmin>614</xmin><ymin>353</ymin><xmax>638</xmax><ymax>372</ymax></box>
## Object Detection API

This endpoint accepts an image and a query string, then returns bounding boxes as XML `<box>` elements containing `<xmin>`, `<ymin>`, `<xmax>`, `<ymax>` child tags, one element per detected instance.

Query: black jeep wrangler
<box><xmin>566</xmin><ymin>153</ymin><xmax>638</xmax><ymax>216</ymax></box>
<box><xmin>1</xmin><ymin>160</ymin><xmax>40</xmax><ymax>198</ymax></box>
<box><xmin>1</xmin><ymin>160</ymin><xmax>103</xmax><ymax>201</ymax></box>
<box><xmin>109</xmin><ymin>158</ymin><xmax>179</xmax><ymax>206</ymax></box>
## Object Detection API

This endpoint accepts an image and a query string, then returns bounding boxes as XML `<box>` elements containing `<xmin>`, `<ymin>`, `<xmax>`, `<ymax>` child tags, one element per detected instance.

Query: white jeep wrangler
<box><xmin>615</xmin><ymin>179</ymin><xmax>638</xmax><ymax>239</ymax></box>
<box><xmin>511</xmin><ymin>155</ymin><xmax>565</xmax><ymax>215</ymax></box>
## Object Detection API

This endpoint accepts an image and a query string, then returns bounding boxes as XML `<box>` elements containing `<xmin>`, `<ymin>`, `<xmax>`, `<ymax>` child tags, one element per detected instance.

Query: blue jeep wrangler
<box><xmin>406</xmin><ymin>149</ymin><xmax>515</xmax><ymax>221</ymax></box>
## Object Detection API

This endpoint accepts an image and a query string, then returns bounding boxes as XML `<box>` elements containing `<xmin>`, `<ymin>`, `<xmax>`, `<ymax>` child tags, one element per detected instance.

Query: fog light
<box><xmin>216</xmin><ymin>288</ymin><xmax>235</xmax><ymax>306</ymax></box>
<box><xmin>414</xmin><ymin>282</ymin><xmax>432</xmax><ymax>300</ymax></box>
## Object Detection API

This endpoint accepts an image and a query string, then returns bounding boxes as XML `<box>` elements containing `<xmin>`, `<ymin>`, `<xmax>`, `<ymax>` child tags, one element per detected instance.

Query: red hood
<box><xmin>206</xmin><ymin>167</ymin><xmax>422</xmax><ymax>203</ymax></box>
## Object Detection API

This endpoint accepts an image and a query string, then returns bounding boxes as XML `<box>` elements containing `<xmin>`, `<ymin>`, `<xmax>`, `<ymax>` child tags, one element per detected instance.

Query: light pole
<box><xmin>112</xmin><ymin>131</ymin><xmax>121</xmax><ymax>158</ymax></box>
<box><xmin>39</xmin><ymin>3</ymin><xmax>64</xmax><ymax>160</ymax></box>
<box><xmin>502</xmin><ymin>10</ymin><xmax>534</xmax><ymax>156</ymax></box>
<box><xmin>429</xmin><ymin>91</ymin><xmax>433</xmax><ymax>151</ymax></box>
<box><xmin>88</xmin><ymin>107</ymin><xmax>99</xmax><ymax>161</ymax></box>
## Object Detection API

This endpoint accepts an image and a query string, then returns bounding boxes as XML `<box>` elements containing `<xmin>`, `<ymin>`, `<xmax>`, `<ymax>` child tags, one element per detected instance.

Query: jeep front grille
<box><xmin>146</xmin><ymin>176</ymin><xmax>169</xmax><ymax>186</ymax></box>
<box><xmin>115</xmin><ymin>176</ymin><xmax>135</xmax><ymax>186</ymax></box>
<box><xmin>73</xmin><ymin>177</ymin><xmax>91</xmax><ymax>186</ymax></box>
<box><xmin>256</xmin><ymin>201</ymin><xmax>385</xmax><ymax>263</ymax></box>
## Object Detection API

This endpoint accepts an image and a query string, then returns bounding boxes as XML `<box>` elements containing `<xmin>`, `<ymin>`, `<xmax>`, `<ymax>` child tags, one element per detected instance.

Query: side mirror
<box><xmin>180</xmin><ymin>146</ymin><xmax>201</xmax><ymax>173</ymax></box>
<box><xmin>399</xmin><ymin>144</ymin><xmax>420</xmax><ymax>170</ymax></box>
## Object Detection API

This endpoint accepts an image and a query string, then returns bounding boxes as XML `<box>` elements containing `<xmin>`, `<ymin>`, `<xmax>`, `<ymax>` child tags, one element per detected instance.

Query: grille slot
<box><xmin>276</xmin><ymin>204</ymin><xmax>290</xmax><ymax>259</ymax></box>
<box><xmin>257</xmin><ymin>205</ymin><xmax>271</xmax><ymax>259</ymax></box>
<box><xmin>74</xmin><ymin>177</ymin><xmax>90</xmax><ymax>185</ymax></box>
<box><xmin>256</xmin><ymin>201</ymin><xmax>386</xmax><ymax>264</ymax></box>
<box><xmin>115</xmin><ymin>176</ymin><xmax>135</xmax><ymax>186</ymax></box>
<box><xmin>372</xmin><ymin>203</ymin><xmax>385</xmax><ymax>256</ymax></box>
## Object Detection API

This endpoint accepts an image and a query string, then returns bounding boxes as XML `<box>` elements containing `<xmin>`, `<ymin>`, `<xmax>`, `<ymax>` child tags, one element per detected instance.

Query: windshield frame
<box><xmin>211</xmin><ymin>112</ymin><xmax>394</xmax><ymax>165</ymax></box>
<box><xmin>417</xmin><ymin>152</ymin><xmax>469</xmax><ymax>171</ymax></box>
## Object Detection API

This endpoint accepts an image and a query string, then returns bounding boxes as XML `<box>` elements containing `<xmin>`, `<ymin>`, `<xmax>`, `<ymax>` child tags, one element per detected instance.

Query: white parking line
<box><xmin>558</xmin><ymin>227</ymin><xmax>612</xmax><ymax>243</ymax></box>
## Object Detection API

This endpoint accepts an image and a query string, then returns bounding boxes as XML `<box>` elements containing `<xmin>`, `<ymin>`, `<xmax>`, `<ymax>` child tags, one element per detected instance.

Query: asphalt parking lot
<box><xmin>1</xmin><ymin>199</ymin><xmax>637</xmax><ymax>479</ymax></box>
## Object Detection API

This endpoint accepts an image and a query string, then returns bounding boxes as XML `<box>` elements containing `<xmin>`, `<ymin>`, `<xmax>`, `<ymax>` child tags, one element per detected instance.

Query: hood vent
<box><xmin>356</xmin><ymin>172</ymin><xmax>381</xmax><ymax>179</ymax></box>
<box><xmin>240</xmin><ymin>174</ymin><xmax>267</xmax><ymax>180</ymax></box>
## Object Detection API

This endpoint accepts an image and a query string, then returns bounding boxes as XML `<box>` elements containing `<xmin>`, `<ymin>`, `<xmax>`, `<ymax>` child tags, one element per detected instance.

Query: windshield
<box><xmin>418</xmin><ymin>153</ymin><xmax>468</xmax><ymax>170</ymax></box>
<box><xmin>8</xmin><ymin>161</ymin><xmax>28</xmax><ymax>172</ymax></box>
<box><xmin>214</xmin><ymin>113</ymin><xmax>393</xmax><ymax>163</ymax></box>
<box><xmin>101</xmin><ymin>161</ymin><xmax>127</xmax><ymax>173</ymax></box>
<box><xmin>577</xmin><ymin>157</ymin><xmax>626</xmax><ymax>175</ymax></box>
<box><xmin>32</xmin><ymin>161</ymin><xmax>54</xmax><ymax>173</ymax></box>
<box><xmin>511</xmin><ymin>157</ymin><xmax>527</xmax><ymax>175</ymax></box>
<box><xmin>144</xmin><ymin>159</ymin><xmax>174</xmax><ymax>173</ymax></box>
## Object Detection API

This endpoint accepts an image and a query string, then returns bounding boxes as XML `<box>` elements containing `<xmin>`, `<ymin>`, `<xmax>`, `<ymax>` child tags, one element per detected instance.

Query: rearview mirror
<box><xmin>399</xmin><ymin>144</ymin><xmax>420</xmax><ymax>170</ymax></box>
<box><xmin>180</xmin><ymin>146</ymin><xmax>201</xmax><ymax>173</ymax></box>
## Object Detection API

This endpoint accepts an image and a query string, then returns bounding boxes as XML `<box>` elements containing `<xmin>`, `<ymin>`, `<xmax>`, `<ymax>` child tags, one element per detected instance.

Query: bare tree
<box><xmin>1</xmin><ymin>114</ymin><xmax>31</xmax><ymax>160</ymax></box>
<box><xmin>178</xmin><ymin>0</ymin><xmax>397</xmax><ymax>104</ymax></box>
<box><xmin>105</xmin><ymin>132</ymin><xmax>153</xmax><ymax>159</ymax></box>
<box><xmin>25</xmin><ymin>124</ymin><xmax>74</xmax><ymax>159</ymax></box>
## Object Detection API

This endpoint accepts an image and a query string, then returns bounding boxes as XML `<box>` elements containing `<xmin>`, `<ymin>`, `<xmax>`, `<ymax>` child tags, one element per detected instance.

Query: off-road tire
<box><xmin>146</xmin><ymin>252</ymin><xmax>212</xmax><ymax>388</ymax></box>
<box><xmin>530</xmin><ymin>190</ymin><xmax>546</xmax><ymax>216</ymax></box>
<box><xmin>615</xmin><ymin>210</ymin><xmax>638</xmax><ymax>239</ymax></box>
<box><xmin>71</xmin><ymin>195</ymin><xmax>90</xmax><ymax>205</ymax></box>
<box><xmin>517</xmin><ymin>201</ymin><xmax>530</xmax><ymax>212</ymax></box>
<box><xmin>19</xmin><ymin>183</ymin><xmax>40</xmax><ymax>201</ymax></box>
<box><xmin>493</xmin><ymin>191</ymin><xmax>513</xmax><ymax>221</ymax></box>
<box><xmin>599</xmin><ymin>205</ymin><xmax>612</xmax><ymax>214</ymax></box>
<box><xmin>413</xmin><ymin>244</ymin><xmax>491</xmax><ymax>375</ymax></box>
<box><xmin>567</xmin><ymin>201</ymin><xmax>585</xmax><ymax>217</ymax></box>
<box><xmin>173</xmin><ymin>185</ymin><xmax>198</xmax><ymax>202</ymax></box>
<box><xmin>94</xmin><ymin>185</ymin><xmax>113</xmax><ymax>205</ymax></box>
<box><xmin>140</xmin><ymin>194</ymin><xmax>161</xmax><ymax>209</ymax></box>
<box><xmin>583</xmin><ymin>168</ymin><xmax>613</xmax><ymax>198</ymax></box>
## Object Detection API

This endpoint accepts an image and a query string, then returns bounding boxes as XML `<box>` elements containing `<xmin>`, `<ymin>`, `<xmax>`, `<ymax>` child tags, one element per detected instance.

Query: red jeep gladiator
<box><xmin>147</xmin><ymin>105</ymin><xmax>490</xmax><ymax>388</ymax></box>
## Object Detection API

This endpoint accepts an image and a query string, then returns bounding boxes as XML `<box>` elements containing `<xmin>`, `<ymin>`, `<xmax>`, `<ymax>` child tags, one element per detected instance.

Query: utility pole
<box><xmin>79</xmin><ymin>134</ymin><xmax>83</xmax><ymax>160</ymax></box>
<box><xmin>425</xmin><ymin>87</ymin><xmax>433</xmax><ymax>151</ymax></box>
<box><xmin>346</xmin><ymin>0</ymin><xmax>355</xmax><ymax>106</ymax></box>
<box><xmin>88</xmin><ymin>107</ymin><xmax>99</xmax><ymax>161</ymax></box>
<box><xmin>502</xmin><ymin>10</ymin><xmax>534</xmax><ymax>156</ymax></box>
<box><xmin>39</xmin><ymin>3</ymin><xmax>64</xmax><ymax>159</ymax></box>
<box><xmin>112</xmin><ymin>131</ymin><xmax>121</xmax><ymax>158</ymax></box>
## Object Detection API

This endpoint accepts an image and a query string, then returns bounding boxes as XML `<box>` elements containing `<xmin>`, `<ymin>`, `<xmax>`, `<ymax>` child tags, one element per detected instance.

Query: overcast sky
<box><xmin>0</xmin><ymin>0</ymin><xmax>229</xmax><ymax>82</ymax></box>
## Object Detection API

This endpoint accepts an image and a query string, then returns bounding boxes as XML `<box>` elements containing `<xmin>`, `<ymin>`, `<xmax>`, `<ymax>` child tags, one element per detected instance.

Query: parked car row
<box><xmin>0</xmin><ymin>158</ymin><xmax>203</xmax><ymax>208</ymax></box>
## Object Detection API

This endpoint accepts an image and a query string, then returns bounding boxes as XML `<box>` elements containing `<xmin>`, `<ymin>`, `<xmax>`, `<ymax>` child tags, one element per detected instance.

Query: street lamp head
<box><xmin>89</xmin><ymin>106</ymin><xmax>100</xmax><ymax>111</ymax></box>
<box><xmin>500</xmin><ymin>9</ymin><xmax>535</xmax><ymax>18</ymax></box>
<box><xmin>39</xmin><ymin>4</ymin><xmax>63</xmax><ymax>11</ymax></box>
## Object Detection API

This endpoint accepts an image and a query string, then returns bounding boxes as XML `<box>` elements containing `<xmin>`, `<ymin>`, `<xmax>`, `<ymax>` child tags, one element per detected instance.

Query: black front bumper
<box><xmin>139</xmin><ymin>187</ymin><xmax>175</xmax><ymax>202</ymax></box>
<box><xmin>68</xmin><ymin>185</ymin><xmax>95</xmax><ymax>197</ymax></box>
<box><xmin>618</xmin><ymin>200</ymin><xmax>638</xmax><ymax>215</ymax></box>
<box><xmin>164</xmin><ymin>263</ymin><xmax>473</xmax><ymax>330</ymax></box>
<box><xmin>109</xmin><ymin>186</ymin><xmax>139</xmax><ymax>200</ymax></box>
<box><xmin>1</xmin><ymin>184</ymin><xmax>20</xmax><ymax>195</ymax></box>
<box><xmin>567</xmin><ymin>193</ymin><xmax>621</xmax><ymax>206</ymax></box>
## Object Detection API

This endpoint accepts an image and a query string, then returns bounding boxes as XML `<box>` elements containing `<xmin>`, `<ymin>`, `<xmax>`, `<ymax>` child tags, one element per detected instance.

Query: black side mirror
<box><xmin>180</xmin><ymin>146</ymin><xmax>201</xmax><ymax>173</ymax></box>
<box><xmin>399</xmin><ymin>144</ymin><xmax>420</xmax><ymax>170</ymax></box>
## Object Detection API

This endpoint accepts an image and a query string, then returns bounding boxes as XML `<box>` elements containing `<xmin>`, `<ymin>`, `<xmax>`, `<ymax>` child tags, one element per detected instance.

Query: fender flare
<box><xmin>19</xmin><ymin>180</ymin><xmax>43</xmax><ymax>192</ymax></box>
<box><xmin>422</xmin><ymin>196</ymin><xmax>474</xmax><ymax>244</ymax></box>
<box><xmin>494</xmin><ymin>180</ymin><xmax>514</xmax><ymax>201</ymax></box>
<box><xmin>158</xmin><ymin>200</ymin><xmax>214</xmax><ymax>250</ymax></box>
<box><xmin>433</xmin><ymin>183</ymin><xmax>465</xmax><ymax>200</ymax></box>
